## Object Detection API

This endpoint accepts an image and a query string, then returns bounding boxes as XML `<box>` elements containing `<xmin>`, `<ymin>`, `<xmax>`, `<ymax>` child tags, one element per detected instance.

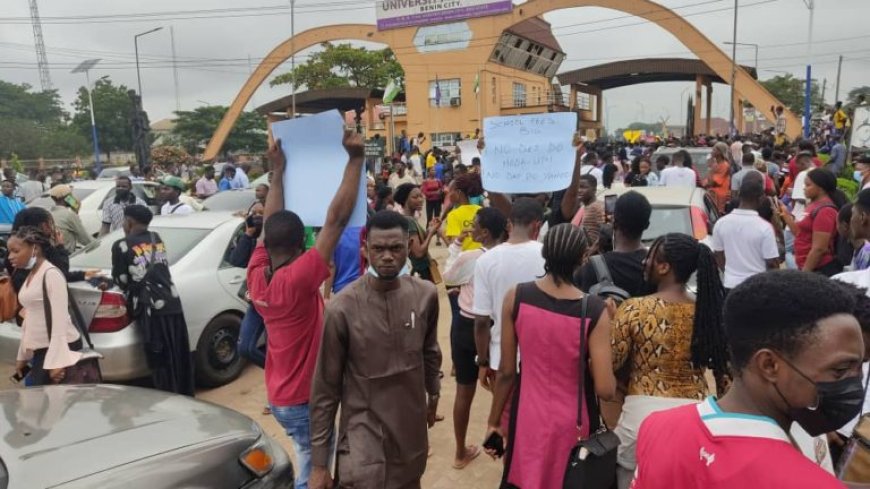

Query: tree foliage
<box><xmin>759</xmin><ymin>74</ymin><xmax>822</xmax><ymax>115</ymax></box>
<box><xmin>270</xmin><ymin>42</ymin><xmax>404</xmax><ymax>90</ymax></box>
<box><xmin>846</xmin><ymin>86</ymin><xmax>870</xmax><ymax>108</ymax></box>
<box><xmin>72</xmin><ymin>78</ymin><xmax>135</xmax><ymax>159</ymax></box>
<box><xmin>0</xmin><ymin>79</ymin><xmax>90</xmax><ymax>160</ymax></box>
<box><xmin>172</xmin><ymin>106</ymin><xmax>267</xmax><ymax>156</ymax></box>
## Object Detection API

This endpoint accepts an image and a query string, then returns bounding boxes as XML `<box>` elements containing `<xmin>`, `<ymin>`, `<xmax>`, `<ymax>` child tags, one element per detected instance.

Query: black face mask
<box><xmin>774</xmin><ymin>354</ymin><xmax>866</xmax><ymax>437</ymax></box>
<box><xmin>116</xmin><ymin>189</ymin><xmax>131</xmax><ymax>201</ymax></box>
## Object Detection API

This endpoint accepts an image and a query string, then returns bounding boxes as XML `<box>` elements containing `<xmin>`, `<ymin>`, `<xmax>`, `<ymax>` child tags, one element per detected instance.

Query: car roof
<box><xmin>62</xmin><ymin>179</ymin><xmax>158</xmax><ymax>190</ymax></box>
<box><xmin>149</xmin><ymin>210</ymin><xmax>242</xmax><ymax>230</ymax></box>
<box><xmin>653</xmin><ymin>147</ymin><xmax>711</xmax><ymax>153</ymax></box>
<box><xmin>603</xmin><ymin>185</ymin><xmax>703</xmax><ymax>205</ymax></box>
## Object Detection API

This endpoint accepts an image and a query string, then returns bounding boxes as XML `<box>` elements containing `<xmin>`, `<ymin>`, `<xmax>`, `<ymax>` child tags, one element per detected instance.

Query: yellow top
<box><xmin>834</xmin><ymin>109</ymin><xmax>850</xmax><ymax>130</ymax></box>
<box><xmin>426</xmin><ymin>153</ymin><xmax>437</xmax><ymax>170</ymax></box>
<box><xmin>612</xmin><ymin>296</ymin><xmax>722</xmax><ymax>400</ymax></box>
<box><xmin>445</xmin><ymin>204</ymin><xmax>482</xmax><ymax>251</ymax></box>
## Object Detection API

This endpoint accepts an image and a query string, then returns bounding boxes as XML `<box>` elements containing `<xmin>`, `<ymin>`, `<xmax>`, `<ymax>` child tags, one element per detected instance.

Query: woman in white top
<box><xmin>441</xmin><ymin>207</ymin><xmax>506</xmax><ymax>470</ymax></box>
<box><xmin>8</xmin><ymin>226</ymin><xmax>82</xmax><ymax>386</ymax></box>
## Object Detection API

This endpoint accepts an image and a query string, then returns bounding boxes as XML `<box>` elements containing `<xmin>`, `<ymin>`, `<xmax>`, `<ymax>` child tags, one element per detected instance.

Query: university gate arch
<box><xmin>203</xmin><ymin>0</ymin><xmax>800</xmax><ymax>160</ymax></box>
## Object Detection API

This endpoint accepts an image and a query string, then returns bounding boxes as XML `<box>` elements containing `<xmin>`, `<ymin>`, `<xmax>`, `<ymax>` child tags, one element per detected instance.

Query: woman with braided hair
<box><xmin>7</xmin><ymin>226</ymin><xmax>83</xmax><ymax>386</ymax></box>
<box><xmin>611</xmin><ymin>232</ymin><xmax>729</xmax><ymax>489</ymax></box>
<box><xmin>484</xmin><ymin>223</ymin><xmax>616</xmax><ymax>489</ymax></box>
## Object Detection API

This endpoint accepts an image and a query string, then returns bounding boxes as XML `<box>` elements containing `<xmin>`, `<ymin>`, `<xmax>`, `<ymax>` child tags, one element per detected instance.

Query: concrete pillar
<box><xmin>706</xmin><ymin>81</ymin><xmax>713</xmax><ymax>135</ymax></box>
<box><xmin>569</xmin><ymin>85</ymin><xmax>578</xmax><ymax>110</ymax></box>
<box><xmin>734</xmin><ymin>96</ymin><xmax>744</xmax><ymax>135</ymax></box>
<box><xmin>694</xmin><ymin>75</ymin><xmax>703</xmax><ymax>136</ymax></box>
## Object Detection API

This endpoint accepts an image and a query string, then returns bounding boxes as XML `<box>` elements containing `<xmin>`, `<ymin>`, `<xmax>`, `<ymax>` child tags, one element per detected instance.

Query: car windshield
<box><xmin>642</xmin><ymin>206</ymin><xmax>693</xmax><ymax>243</ymax></box>
<box><xmin>28</xmin><ymin>188</ymin><xmax>98</xmax><ymax>210</ymax></box>
<box><xmin>71</xmin><ymin>227</ymin><xmax>211</xmax><ymax>269</ymax></box>
<box><xmin>203</xmin><ymin>191</ymin><xmax>256</xmax><ymax>212</ymax></box>
<box><xmin>98</xmin><ymin>168</ymin><xmax>127</xmax><ymax>179</ymax></box>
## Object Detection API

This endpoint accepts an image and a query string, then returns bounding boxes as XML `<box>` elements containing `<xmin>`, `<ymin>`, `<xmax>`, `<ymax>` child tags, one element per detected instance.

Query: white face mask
<box><xmin>23</xmin><ymin>249</ymin><xmax>37</xmax><ymax>270</ymax></box>
<box><xmin>366</xmin><ymin>262</ymin><xmax>410</xmax><ymax>280</ymax></box>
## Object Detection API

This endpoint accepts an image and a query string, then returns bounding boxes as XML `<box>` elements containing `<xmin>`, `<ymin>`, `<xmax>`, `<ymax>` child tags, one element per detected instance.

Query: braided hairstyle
<box><xmin>542</xmin><ymin>223</ymin><xmax>588</xmax><ymax>286</ymax></box>
<box><xmin>647</xmin><ymin>233</ymin><xmax>729</xmax><ymax>379</ymax></box>
<box><xmin>453</xmin><ymin>172</ymin><xmax>483</xmax><ymax>200</ymax></box>
<box><xmin>11</xmin><ymin>225</ymin><xmax>53</xmax><ymax>254</ymax></box>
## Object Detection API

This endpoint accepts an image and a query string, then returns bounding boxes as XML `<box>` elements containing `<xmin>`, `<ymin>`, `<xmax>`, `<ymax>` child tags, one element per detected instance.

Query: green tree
<box><xmin>270</xmin><ymin>42</ymin><xmax>404</xmax><ymax>90</ymax></box>
<box><xmin>0</xmin><ymin>80</ymin><xmax>66</xmax><ymax>123</ymax></box>
<box><xmin>72</xmin><ymin>78</ymin><xmax>135</xmax><ymax>160</ymax></box>
<box><xmin>759</xmin><ymin>74</ymin><xmax>822</xmax><ymax>115</ymax></box>
<box><xmin>846</xmin><ymin>86</ymin><xmax>870</xmax><ymax>107</ymax></box>
<box><xmin>172</xmin><ymin>106</ymin><xmax>267</xmax><ymax>157</ymax></box>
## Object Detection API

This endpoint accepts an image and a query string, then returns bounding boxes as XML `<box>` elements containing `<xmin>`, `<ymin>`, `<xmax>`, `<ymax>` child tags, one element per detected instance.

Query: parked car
<box><xmin>203</xmin><ymin>189</ymin><xmax>258</xmax><ymax>213</ymax></box>
<box><xmin>0</xmin><ymin>384</ymin><xmax>293</xmax><ymax>488</ymax></box>
<box><xmin>28</xmin><ymin>180</ymin><xmax>160</xmax><ymax>236</ymax></box>
<box><xmin>96</xmin><ymin>167</ymin><xmax>130</xmax><ymax>180</ymax></box>
<box><xmin>0</xmin><ymin>212</ymin><xmax>249</xmax><ymax>387</ymax></box>
<box><xmin>651</xmin><ymin>146</ymin><xmax>713</xmax><ymax>179</ymax></box>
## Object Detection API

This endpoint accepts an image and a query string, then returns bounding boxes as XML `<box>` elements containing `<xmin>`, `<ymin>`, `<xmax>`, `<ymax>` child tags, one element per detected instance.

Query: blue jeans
<box><xmin>270</xmin><ymin>403</ymin><xmax>334</xmax><ymax>489</ymax></box>
<box><xmin>238</xmin><ymin>305</ymin><xmax>266</xmax><ymax>369</ymax></box>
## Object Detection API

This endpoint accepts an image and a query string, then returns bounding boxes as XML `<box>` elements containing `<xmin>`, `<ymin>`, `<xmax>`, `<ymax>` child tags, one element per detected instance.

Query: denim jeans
<box><xmin>270</xmin><ymin>403</ymin><xmax>334</xmax><ymax>489</ymax></box>
<box><xmin>238</xmin><ymin>304</ymin><xmax>266</xmax><ymax>369</ymax></box>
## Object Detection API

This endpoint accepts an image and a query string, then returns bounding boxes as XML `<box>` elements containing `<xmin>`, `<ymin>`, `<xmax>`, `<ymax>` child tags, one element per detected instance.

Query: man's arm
<box><xmin>423</xmin><ymin>286</ymin><xmax>442</xmax><ymax>427</ymax></box>
<box><xmin>314</xmin><ymin>131</ymin><xmax>366</xmax><ymax>261</ymax></box>
<box><xmin>309</xmin><ymin>303</ymin><xmax>349</xmax><ymax>487</ymax></box>
<box><xmin>71</xmin><ymin>214</ymin><xmax>94</xmax><ymax>246</ymax></box>
<box><xmin>560</xmin><ymin>149</ymin><xmax>584</xmax><ymax>223</ymax></box>
<box><xmin>713</xmin><ymin>251</ymin><xmax>726</xmax><ymax>271</ymax></box>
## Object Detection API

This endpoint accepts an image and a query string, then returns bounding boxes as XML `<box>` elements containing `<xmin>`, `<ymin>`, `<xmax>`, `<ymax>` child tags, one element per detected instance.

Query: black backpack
<box><xmin>587</xmin><ymin>255</ymin><xmax>631</xmax><ymax>304</ymax></box>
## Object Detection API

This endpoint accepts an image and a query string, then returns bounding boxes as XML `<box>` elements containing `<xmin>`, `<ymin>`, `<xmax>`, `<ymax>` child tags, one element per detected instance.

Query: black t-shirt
<box><xmin>574</xmin><ymin>249</ymin><xmax>653</xmax><ymax>298</ymax></box>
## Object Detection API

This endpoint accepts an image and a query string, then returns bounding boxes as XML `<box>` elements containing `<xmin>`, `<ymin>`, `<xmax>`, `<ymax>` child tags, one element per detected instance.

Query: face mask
<box><xmin>775</xmin><ymin>354</ymin><xmax>866</xmax><ymax>436</ymax></box>
<box><xmin>366</xmin><ymin>263</ymin><xmax>410</xmax><ymax>280</ymax></box>
<box><xmin>23</xmin><ymin>249</ymin><xmax>37</xmax><ymax>270</ymax></box>
<box><xmin>855</xmin><ymin>170</ymin><xmax>864</xmax><ymax>183</ymax></box>
<box><xmin>116</xmin><ymin>189</ymin><xmax>131</xmax><ymax>200</ymax></box>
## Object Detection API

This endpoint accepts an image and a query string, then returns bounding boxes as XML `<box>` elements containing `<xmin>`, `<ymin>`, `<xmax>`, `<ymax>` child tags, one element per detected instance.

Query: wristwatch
<box><xmin>475</xmin><ymin>355</ymin><xmax>489</xmax><ymax>368</ymax></box>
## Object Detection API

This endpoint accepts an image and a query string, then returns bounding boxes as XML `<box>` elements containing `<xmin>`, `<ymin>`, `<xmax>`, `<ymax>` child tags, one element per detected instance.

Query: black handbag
<box><xmin>42</xmin><ymin>268</ymin><xmax>103</xmax><ymax>384</ymax></box>
<box><xmin>563</xmin><ymin>295</ymin><xmax>620</xmax><ymax>489</ymax></box>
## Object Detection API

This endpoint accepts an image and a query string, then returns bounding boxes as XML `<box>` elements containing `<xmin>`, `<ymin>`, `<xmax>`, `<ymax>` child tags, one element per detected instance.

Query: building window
<box><xmin>513</xmin><ymin>83</ymin><xmax>526</xmax><ymax>108</ymax></box>
<box><xmin>430</xmin><ymin>132</ymin><xmax>461</xmax><ymax>147</ymax></box>
<box><xmin>429</xmin><ymin>78</ymin><xmax>461</xmax><ymax>107</ymax></box>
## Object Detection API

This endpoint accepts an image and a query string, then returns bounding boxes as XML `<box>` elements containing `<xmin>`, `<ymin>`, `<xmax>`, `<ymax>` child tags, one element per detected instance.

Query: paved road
<box><xmin>199</xmin><ymin>243</ymin><xmax>504</xmax><ymax>487</ymax></box>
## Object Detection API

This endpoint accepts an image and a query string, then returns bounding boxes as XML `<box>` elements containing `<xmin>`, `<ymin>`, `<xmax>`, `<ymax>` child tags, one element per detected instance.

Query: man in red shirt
<box><xmin>632</xmin><ymin>270</ymin><xmax>864</xmax><ymax>489</ymax></box>
<box><xmin>247</xmin><ymin>130</ymin><xmax>364</xmax><ymax>489</ymax></box>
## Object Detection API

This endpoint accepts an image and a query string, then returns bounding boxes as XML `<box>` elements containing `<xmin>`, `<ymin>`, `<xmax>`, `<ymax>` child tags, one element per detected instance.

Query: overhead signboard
<box><xmin>376</xmin><ymin>0</ymin><xmax>513</xmax><ymax>31</ymax></box>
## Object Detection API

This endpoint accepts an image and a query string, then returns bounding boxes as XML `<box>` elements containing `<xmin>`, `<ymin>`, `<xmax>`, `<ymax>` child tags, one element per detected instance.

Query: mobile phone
<box><xmin>604</xmin><ymin>194</ymin><xmax>617</xmax><ymax>217</ymax></box>
<box><xmin>483</xmin><ymin>431</ymin><xmax>505</xmax><ymax>458</ymax></box>
<box><xmin>10</xmin><ymin>365</ymin><xmax>30</xmax><ymax>383</ymax></box>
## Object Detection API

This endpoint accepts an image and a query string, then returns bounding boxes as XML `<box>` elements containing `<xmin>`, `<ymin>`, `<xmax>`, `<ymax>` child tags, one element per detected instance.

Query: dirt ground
<box><xmin>199</xmin><ymin>243</ymin><xmax>504</xmax><ymax>487</ymax></box>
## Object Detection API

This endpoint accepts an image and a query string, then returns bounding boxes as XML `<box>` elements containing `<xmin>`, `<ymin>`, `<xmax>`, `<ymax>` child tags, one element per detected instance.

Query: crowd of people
<box><xmin>3</xmin><ymin>114</ymin><xmax>870</xmax><ymax>489</ymax></box>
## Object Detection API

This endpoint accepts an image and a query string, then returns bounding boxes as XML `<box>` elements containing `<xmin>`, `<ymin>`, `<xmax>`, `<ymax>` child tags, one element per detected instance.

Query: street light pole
<box><xmin>290</xmin><ymin>0</ymin><xmax>296</xmax><ymax>118</ymax></box>
<box><xmin>71</xmin><ymin>59</ymin><xmax>104</xmax><ymax>173</ymax></box>
<box><xmin>723</xmin><ymin>41</ymin><xmax>759</xmax><ymax>71</ymax></box>
<box><xmin>134</xmin><ymin>27</ymin><xmax>164</xmax><ymax>98</ymax></box>
<box><xmin>728</xmin><ymin>0</ymin><xmax>739</xmax><ymax>137</ymax></box>
<box><xmin>803</xmin><ymin>0</ymin><xmax>815</xmax><ymax>138</ymax></box>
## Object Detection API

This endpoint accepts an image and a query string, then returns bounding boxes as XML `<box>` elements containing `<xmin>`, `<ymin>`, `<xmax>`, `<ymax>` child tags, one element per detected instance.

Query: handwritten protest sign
<box><xmin>271</xmin><ymin>110</ymin><xmax>368</xmax><ymax>227</ymax></box>
<box><xmin>457</xmin><ymin>139</ymin><xmax>481</xmax><ymax>167</ymax></box>
<box><xmin>481</xmin><ymin>112</ymin><xmax>577</xmax><ymax>193</ymax></box>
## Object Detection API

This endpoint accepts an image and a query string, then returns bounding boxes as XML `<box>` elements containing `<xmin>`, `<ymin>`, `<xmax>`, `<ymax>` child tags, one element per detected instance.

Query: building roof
<box><xmin>150</xmin><ymin>118</ymin><xmax>175</xmax><ymax>132</ymax></box>
<box><xmin>255</xmin><ymin>87</ymin><xmax>405</xmax><ymax>115</ymax></box>
<box><xmin>505</xmin><ymin>17</ymin><xmax>564</xmax><ymax>54</ymax></box>
<box><xmin>556</xmin><ymin>58</ymin><xmax>758</xmax><ymax>90</ymax></box>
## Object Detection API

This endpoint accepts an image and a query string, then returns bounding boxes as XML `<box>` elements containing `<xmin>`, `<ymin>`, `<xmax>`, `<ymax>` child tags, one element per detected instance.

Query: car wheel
<box><xmin>194</xmin><ymin>313</ymin><xmax>244</xmax><ymax>387</ymax></box>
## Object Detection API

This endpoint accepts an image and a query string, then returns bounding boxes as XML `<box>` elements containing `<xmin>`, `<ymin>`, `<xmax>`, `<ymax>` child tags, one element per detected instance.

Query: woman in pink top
<box><xmin>441</xmin><ymin>207</ymin><xmax>506</xmax><ymax>470</ymax></box>
<box><xmin>485</xmin><ymin>224</ymin><xmax>616</xmax><ymax>488</ymax></box>
<box><xmin>8</xmin><ymin>226</ymin><xmax>82</xmax><ymax>386</ymax></box>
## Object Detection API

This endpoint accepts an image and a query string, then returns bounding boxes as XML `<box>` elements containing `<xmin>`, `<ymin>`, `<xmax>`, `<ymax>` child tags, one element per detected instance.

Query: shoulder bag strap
<box><xmin>42</xmin><ymin>270</ymin><xmax>52</xmax><ymax>339</ymax></box>
<box><xmin>42</xmin><ymin>267</ymin><xmax>94</xmax><ymax>349</ymax></box>
<box><xmin>147</xmin><ymin>232</ymin><xmax>158</xmax><ymax>274</ymax></box>
<box><xmin>576</xmin><ymin>295</ymin><xmax>589</xmax><ymax>431</ymax></box>
<box><xmin>590</xmin><ymin>255</ymin><xmax>613</xmax><ymax>285</ymax></box>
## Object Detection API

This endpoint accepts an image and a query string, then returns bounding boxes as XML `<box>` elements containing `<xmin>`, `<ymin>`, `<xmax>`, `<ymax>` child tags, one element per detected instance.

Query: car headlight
<box><xmin>240</xmin><ymin>436</ymin><xmax>275</xmax><ymax>478</ymax></box>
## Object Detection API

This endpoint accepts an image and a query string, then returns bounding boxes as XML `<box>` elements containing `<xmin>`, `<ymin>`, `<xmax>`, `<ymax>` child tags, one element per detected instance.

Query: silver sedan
<box><xmin>0</xmin><ymin>384</ymin><xmax>293</xmax><ymax>488</ymax></box>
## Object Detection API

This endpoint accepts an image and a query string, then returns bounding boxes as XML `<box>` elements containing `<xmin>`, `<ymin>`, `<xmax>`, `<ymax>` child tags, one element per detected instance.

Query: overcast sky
<box><xmin>1</xmin><ymin>0</ymin><xmax>868</xmax><ymax>133</ymax></box>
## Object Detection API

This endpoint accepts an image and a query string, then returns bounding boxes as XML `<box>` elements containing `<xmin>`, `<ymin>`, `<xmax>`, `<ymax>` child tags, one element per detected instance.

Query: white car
<box><xmin>28</xmin><ymin>180</ymin><xmax>160</xmax><ymax>236</ymax></box>
<box><xmin>0</xmin><ymin>212</ymin><xmax>250</xmax><ymax>387</ymax></box>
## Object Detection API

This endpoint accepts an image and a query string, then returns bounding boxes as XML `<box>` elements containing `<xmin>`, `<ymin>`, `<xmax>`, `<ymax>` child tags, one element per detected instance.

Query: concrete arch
<box><xmin>203</xmin><ymin>24</ymin><xmax>384</xmax><ymax>160</ymax></box>
<box><xmin>498</xmin><ymin>0</ymin><xmax>801</xmax><ymax>138</ymax></box>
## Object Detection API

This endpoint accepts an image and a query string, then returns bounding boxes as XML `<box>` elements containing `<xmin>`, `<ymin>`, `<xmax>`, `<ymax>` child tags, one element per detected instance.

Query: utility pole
<box><xmin>820</xmin><ymin>78</ymin><xmax>827</xmax><ymax>106</ymax></box>
<box><xmin>28</xmin><ymin>0</ymin><xmax>52</xmax><ymax>91</ymax></box>
<box><xmin>835</xmin><ymin>55</ymin><xmax>844</xmax><ymax>103</ymax></box>
<box><xmin>728</xmin><ymin>0</ymin><xmax>739</xmax><ymax>136</ymax></box>
<box><xmin>170</xmin><ymin>26</ymin><xmax>180</xmax><ymax>113</ymax></box>
<box><xmin>290</xmin><ymin>0</ymin><xmax>296</xmax><ymax>118</ymax></box>
<box><xmin>803</xmin><ymin>0</ymin><xmax>815</xmax><ymax>138</ymax></box>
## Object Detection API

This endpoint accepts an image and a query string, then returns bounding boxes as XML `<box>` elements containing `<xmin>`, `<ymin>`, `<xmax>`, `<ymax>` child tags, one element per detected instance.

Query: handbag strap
<box><xmin>41</xmin><ymin>266</ymin><xmax>94</xmax><ymax>350</ymax></box>
<box><xmin>576</xmin><ymin>295</ymin><xmax>589</xmax><ymax>430</ymax></box>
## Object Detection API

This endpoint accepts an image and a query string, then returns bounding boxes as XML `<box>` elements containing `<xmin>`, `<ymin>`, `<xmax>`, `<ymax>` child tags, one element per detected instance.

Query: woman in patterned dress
<box><xmin>611</xmin><ymin>232</ymin><xmax>729</xmax><ymax>489</ymax></box>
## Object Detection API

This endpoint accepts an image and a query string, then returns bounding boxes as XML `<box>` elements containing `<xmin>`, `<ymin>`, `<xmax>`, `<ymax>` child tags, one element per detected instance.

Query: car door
<box><xmin>215</xmin><ymin>223</ymin><xmax>249</xmax><ymax>305</ymax></box>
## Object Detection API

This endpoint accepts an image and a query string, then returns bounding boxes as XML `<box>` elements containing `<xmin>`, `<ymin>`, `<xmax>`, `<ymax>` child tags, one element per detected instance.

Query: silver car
<box><xmin>0</xmin><ymin>212</ymin><xmax>249</xmax><ymax>387</ymax></box>
<box><xmin>0</xmin><ymin>384</ymin><xmax>293</xmax><ymax>488</ymax></box>
<box><xmin>650</xmin><ymin>146</ymin><xmax>713</xmax><ymax>178</ymax></box>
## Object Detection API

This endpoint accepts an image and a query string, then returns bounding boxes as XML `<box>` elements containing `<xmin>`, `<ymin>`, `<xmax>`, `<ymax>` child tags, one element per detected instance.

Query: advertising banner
<box><xmin>376</xmin><ymin>0</ymin><xmax>512</xmax><ymax>31</ymax></box>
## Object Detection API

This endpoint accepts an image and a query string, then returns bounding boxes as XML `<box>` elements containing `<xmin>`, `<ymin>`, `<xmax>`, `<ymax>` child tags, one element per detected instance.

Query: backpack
<box><xmin>587</xmin><ymin>255</ymin><xmax>631</xmax><ymax>304</ymax></box>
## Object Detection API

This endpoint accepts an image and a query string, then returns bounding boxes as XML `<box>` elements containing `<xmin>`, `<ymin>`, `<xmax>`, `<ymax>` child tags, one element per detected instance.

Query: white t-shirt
<box><xmin>832</xmin><ymin>270</ymin><xmax>870</xmax><ymax>437</ymax></box>
<box><xmin>710</xmin><ymin>209</ymin><xmax>779</xmax><ymax>289</ymax></box>
<box><xmin>659</xmin><ymin>166</ymin><xmax>696</xmax><ymax>188</ymax></box>
<box><xmin>581</xmin><ymin>165</ymin><xmax>603</xmax><ymax>187</ymax></box>
<box><xmin>791</xmin><ymin>169</ymin><xmax>810</xmax><ymax>221</ymax></box>
<box><xmin>161</xmin><ymin>201</ymin><xmax>194</xmax><ymax>216</ymax></box>
<box><xmin>471</xmin><ymin>240</ymin><xmax>545</xmax><ymax>369</ymax></box>
<box><xmin>409</xmin><ymin>154</ymin><xmax>423</xmax><ymax>177</ymax></box>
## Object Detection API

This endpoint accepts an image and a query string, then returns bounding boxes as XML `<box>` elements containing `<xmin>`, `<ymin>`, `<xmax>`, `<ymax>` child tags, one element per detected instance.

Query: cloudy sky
<box><xmin>1</xmin><ymin>0</ymin><xmax>868</xmax><ymax>133</ymax></box>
